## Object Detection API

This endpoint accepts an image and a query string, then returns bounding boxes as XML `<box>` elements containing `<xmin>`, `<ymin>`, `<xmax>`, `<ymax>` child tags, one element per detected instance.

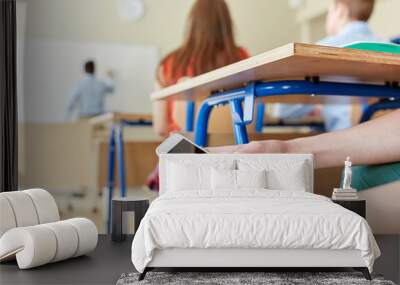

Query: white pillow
<box><xmin>211</xmin><ymin>169</ymin><xmax>267</xmax><ymax>190</ymax></box>
<box><xmin>166</xmin><ymin>160</ymin><xmax>235</xmax><ymax>192</ymax></box>
<box><xmin>236</xmin><ymin>169</ymin><xmax>267</xmax><ymax>189</ymax></box>
<box><xmin>266</xmin><ymin>167</ymin><xmax>307</xmax><ymax>191</ymax></box>
<box><xmin>238</xmin><ymin>159</ymin><xmax>308</xmax><ymax>191</ymax></box>
<box><xmin>211</xmin><ymin>168</ymin><xmax>236</xmax><ymax>190</ymax></box>
<box><xmin>167</xmin><ymin>162</ymin><xmax>210</xmax><ymax>191</ymax></box>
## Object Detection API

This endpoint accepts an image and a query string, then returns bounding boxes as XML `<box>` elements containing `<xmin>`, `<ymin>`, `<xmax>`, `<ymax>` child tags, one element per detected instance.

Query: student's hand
<box><xmin>107</xmin><ymin>70</ymin><xmax>114</xmax><ymax>78</ymax></box>
<box><xmin>207</xmin><ymin>140</ymin><xmax>287</xmax><ymax>154</ymax></box>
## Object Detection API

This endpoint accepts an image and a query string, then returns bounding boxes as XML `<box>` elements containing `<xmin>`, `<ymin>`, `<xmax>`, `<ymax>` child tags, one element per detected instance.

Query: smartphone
<box><xmin>156</xmin><ymin>134</ymin><xmax>208</xmax><ymax>155</ymax></box>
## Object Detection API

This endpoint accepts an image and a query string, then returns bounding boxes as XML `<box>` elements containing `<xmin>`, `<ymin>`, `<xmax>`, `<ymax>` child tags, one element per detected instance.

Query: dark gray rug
<box><xmin>117</xmin><ymin>272</ymin><xmax>396</xmax><ymax>285</ymax></box>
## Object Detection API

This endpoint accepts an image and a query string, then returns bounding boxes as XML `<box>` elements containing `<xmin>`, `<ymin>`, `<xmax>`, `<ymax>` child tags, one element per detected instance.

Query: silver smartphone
<box><xmin>156</xmin><ymin>134</ymin><xmax>208</xmax><ymax>155</ymax></box>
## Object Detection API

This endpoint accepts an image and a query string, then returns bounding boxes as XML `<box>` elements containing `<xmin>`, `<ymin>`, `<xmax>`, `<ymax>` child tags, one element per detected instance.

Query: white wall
<box><xmin>369</xmin><ymin>0</ymin><xmax>400</xmax><ymax>39</ymax></box>
<box><xmin>23</xmin><ymin>0</ymin><xmax>300</xmax><ymax>56</ymax></box>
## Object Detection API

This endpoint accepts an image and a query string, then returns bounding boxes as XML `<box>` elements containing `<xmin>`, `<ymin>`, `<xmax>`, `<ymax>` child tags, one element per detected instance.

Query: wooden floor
<box><xmin>1</xmin><ymin>235</ymin><xmax>399</xmax><ymax>285</ymax></box>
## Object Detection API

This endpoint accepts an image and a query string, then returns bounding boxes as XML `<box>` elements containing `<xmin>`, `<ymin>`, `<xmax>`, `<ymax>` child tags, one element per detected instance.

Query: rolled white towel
<box><xmin>0</xmin><ymin>196</ymin><xmax>17</xmax><ymax>237</ymax></box>
<box><xmin>0</xmin><ymin>191</ymin><xmax>39</xmax><ymax>227</ymax></box>
<box><xmin>0</xmin><ymin>189</ymin><xmax>59</xmax><ymax>239</ymax></box>
<box><xmin>0</xmin><ymin>218</ymin><xmax>98</xmax><ymax>269</ymax></box>
<box><xmin>65</xmin><ymin>218</ymin><xmax>98</xmax><ymax>257</ymax></box>
<box><xmin>42</xmin><ymin>221</ymin><xmax>79</xmax><ymax>262</ymax></box>
<box><xmin>23</xmin><ymin>189</ymin><xmax>60</xmax><ymax>224</ymax></box>
<box><xmin>0</xmin><ymin>225</ymin><xmax>57</xmax><ymax>268</ymax></box>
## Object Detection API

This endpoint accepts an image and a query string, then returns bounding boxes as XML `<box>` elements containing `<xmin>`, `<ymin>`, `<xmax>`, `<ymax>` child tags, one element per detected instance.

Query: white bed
<box><xmin>131</xmin><ymin>154</ymin><xmax>380</xmax><ymax>281</ymax></box>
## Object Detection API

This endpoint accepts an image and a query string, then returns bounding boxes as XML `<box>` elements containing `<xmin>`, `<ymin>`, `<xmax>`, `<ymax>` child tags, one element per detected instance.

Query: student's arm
<box><xmin>208</xmin><ymin>110</ymin><xmax>400</xmax><ymax>169</ymax></box>
<box><xmin>101</xmin><ymin>70</ymin><xmax>115</xmax><ymax>94</ymax></box>
<box><xmin>66</xmin><ymin>85</ymin><xmax>81</xmax><ymax>118</ymax></box>
<box><xmin>152</xmin><ymin>98</ymin><xmax>170</xmax><ymax>138</ymax></box>
<box><xmin>152</xmin><ymin>67</ymin><xmax>170</xmax><ymax>138</ymax></box>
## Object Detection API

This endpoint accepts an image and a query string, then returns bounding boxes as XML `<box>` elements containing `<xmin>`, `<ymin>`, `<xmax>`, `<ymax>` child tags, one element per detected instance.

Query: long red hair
<box><xmin>158</xmin><ymin>0</ymin><xmax>244</xmax><ymax>84</ymax></box>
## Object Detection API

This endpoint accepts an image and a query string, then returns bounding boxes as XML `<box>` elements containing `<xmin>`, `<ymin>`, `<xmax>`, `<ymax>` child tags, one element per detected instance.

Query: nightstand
<box><xmin>332</xmin><ymin>199</ymin><xmax>366</xmax><ymax>218</ymax></box>
<box><xmin>111</xmin><ymin>197</ymin><xmax>149</xmax><ymax>242</ymax></box>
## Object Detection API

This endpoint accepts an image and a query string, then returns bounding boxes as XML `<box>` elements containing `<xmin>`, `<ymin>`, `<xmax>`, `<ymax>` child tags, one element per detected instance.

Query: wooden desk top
<box><xmin>89</xmin><ymin>113</ymin><xmax>152</xmax><ymax>126</ymax></box>
<box><xmin>151</xmin><ymin>43</ymin><xmax>400</xmax><ymax>102</ymax></box>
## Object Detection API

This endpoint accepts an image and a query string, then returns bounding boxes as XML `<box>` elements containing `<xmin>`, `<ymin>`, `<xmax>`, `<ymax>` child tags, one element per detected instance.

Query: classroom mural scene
<box><xmin>1</xmin><ymin>0</ymin><xmax>400</xmax><ymax>284</ymax></box>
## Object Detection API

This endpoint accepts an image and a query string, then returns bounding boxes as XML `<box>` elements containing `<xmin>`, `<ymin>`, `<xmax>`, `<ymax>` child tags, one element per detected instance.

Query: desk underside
<box><xmin>151</xmin><ymin>43</ymin><xmax>400</xmax><ymax>102</ymax></box>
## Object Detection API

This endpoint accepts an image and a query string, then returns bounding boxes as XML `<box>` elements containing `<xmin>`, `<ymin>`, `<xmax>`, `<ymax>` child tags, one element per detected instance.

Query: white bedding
<box><xmin>131</xmin><ymin>190</ymin><xmax>380</xmax><ymax>273</ymax></box>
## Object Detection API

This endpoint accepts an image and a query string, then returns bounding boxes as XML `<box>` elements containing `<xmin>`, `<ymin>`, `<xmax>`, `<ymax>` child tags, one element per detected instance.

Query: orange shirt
<box><xmin>159</xmin><ymin>47</ymin><xmax>250</xmax><ymax>132</ymax></box>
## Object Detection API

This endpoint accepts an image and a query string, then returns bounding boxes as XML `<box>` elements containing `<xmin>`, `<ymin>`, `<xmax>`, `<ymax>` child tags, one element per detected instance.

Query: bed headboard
<box><xmin>158</xmin><ymin>154</ymin><xmax>314</xmax><ymax>195</ymax></box>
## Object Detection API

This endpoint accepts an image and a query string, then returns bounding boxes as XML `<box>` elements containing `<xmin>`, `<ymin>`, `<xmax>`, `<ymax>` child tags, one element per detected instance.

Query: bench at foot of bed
<box><xmin>137</xmin><ymin>267</ymin><xmax>372</xmax><ymax>281</ymax></box>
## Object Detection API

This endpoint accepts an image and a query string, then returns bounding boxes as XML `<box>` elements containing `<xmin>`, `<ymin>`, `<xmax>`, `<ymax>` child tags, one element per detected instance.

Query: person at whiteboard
<box><xmin>67</xmin><ymin>60</ymin><xmax>115</xmax><ymax>119</ymax></box>
<box><xmin>274</xmin><ymin>0</ymin><xmax>381</xmax><ymax>131</ymax></box>
<box><xmin>152</xmin><ymin>0</ymin><xmax>249</xmax><ymax>138</ymax></box>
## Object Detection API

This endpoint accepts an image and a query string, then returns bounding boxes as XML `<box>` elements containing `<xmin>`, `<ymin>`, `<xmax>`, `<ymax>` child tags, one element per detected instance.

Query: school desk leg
<box><xmin>107</xmin><ymin>126</ymin><xmax>116</xmax><ymax>233</ymax></box>
<box><xmin>185</xmin><ymin>101</ymin><xmax>195</xmax><ymax>132</ymax></box>
<box><xmin>255</xmin><ymin>102</ymin><xmax>265</xmax><ymax>133</ymax></box>
<box><xmin>194</xmin><ymin>100</ymin><xmax>213</xmax><ymax>147</ymax></box>
<box><xmin>116</xmin><ymin>123</ymin><xmax>126</xmax><ymax>198</ymax></box>
<box><xmin>360</xmin><ymin>99</ymin><xmax>400</xmax><ymax>123</ymax></box>
<box><xmin>229</xmin><ymin>99</ymin><xmax>249</xmax><ymax>145</ymax></box>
